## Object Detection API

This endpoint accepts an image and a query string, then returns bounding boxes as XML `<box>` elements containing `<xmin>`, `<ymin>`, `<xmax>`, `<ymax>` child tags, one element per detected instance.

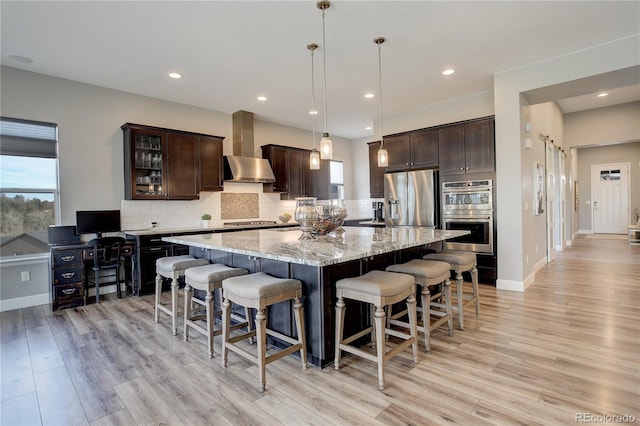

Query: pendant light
<box><xmin>375</xmin><ymin>36</ymin><xmax>388</xmax><ymax>168</ymax></box>
<box><xmin>308</xmin><ymin>43</ymin><xmax>320</xmax><ymax>170</ymax></box>
<box><xmin>317</xmin><ymin>0</ymin><xmax>333</xmax><ymax>160</ymax></box>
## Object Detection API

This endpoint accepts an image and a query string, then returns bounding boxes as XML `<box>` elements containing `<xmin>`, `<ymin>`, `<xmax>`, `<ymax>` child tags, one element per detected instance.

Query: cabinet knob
<box><xmin>466</xmin><ymin>166</ymin><xmax>470</xmax><ymax>170</ymax></box>
<box><xmin>406</xmin><ymin>163</ymin><xmax>410</xmax><ymax>166</ymax></box>
<box><xmin>460</xmin><ymin>167</ymin><xmax>464</xmax><ymax>171</ymax></box>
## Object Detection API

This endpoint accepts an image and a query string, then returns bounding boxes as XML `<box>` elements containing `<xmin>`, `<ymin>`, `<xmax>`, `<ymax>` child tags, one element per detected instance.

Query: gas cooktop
<box><xmin>223</xmin><ymin>220</ymin><xmax>277</xmax><ymax>226</ymax></box>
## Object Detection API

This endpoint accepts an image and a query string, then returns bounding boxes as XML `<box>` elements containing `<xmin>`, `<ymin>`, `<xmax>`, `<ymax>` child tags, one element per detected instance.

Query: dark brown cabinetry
<box><xmin>438</xmin><ymin>118</ymin><xmax>494</xmax><ymax>176</ymax></box>
<box><xmin>368</xmin><ymin>141</ymin><xmax>385</xmax><ymax>198</ymax></box>
<box><xmin>385</xmin><ymin>129</ymin><xmax>438</xmax><ymax>172</ymax></box>
<box><xmin>262</xmin><ymin>144</ymin><xmax>330</xmax><ymax>200</ymax></box>
<box><xmin>51</xmin><ymin>247</ymin><xmax>85</xmax><ymax>310</ymax></box>
<box><xmin>122</xmin><ymin>123</ymin><xmax>224</xmax><ymax>200</ymax></box>
<box><xmin>199</xmin><ymin>136</ymin><xmax>224</xmax><ymax>192</ymax></box>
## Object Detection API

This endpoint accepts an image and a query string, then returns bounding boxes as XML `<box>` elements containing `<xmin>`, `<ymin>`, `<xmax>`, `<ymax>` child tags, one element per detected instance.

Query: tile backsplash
<box><xmin>121</xmin><ymin>182</ymin><xmax>373</xmax><ymax>231</ymax></box>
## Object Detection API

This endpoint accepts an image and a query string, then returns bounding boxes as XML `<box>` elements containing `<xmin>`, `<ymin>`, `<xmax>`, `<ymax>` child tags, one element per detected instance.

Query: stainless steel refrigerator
<box><xmin>384</xmin><ymin>169</ymin><xmax>438</xmax><ymax>227</ymax></box>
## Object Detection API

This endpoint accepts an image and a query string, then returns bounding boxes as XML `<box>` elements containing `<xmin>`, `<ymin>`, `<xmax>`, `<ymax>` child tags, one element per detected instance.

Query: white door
<box><xmin>546</xmin><ymin>143</ymin><xmax>556</xmax><ymax>263</ymax></box>
<box><xmin>591</xmin><ymin>163</ymin><xmax>630</xmax><ymax>234</ymax></box>
<box><xmin>557</xmin><ymin>151</ymin><xmax>566</xmax><ymax>251</ymax></box>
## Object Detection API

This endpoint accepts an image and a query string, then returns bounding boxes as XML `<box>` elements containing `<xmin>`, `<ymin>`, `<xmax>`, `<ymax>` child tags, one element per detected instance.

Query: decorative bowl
<box><xmin>311</xmin><ymin>217</ymin><xmax>341</xmax><ymax>236</ymax></box>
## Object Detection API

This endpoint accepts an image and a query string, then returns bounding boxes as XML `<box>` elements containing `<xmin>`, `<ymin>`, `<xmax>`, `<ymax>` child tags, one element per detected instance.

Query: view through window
<box><xmin>0</xmin><ymin>117</ymin><xmax>58</xmax><ymax>257</ymax></box>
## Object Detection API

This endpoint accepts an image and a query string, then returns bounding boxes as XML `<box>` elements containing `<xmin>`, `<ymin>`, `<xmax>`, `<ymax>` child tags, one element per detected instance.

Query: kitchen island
<box><xmin>164</xmin><ymin>226</ymin><xmax>468</xmax><ymax>367</ymax></box>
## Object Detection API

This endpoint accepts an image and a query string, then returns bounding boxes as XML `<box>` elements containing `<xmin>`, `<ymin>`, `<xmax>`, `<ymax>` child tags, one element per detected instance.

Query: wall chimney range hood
<box><xmin>223</xmin><ymin>110</ymin><xmax>276</xmax><ymax>183</ymax></box>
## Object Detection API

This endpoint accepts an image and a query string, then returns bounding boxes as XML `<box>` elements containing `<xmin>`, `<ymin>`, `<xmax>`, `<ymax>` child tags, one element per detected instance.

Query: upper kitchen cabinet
<box><xmin>123</xmin><ymin>123</ymin><xmax>224</xmax><ymax>200</ymax></box>
<box><xmin>368</xmin><ymin>141</ymin><xmax>385</xmax><ymax>198</ymax></box>
<box><xmin>384</xmin><ymin>129</ymin><xmax>438</xmax><ymax>172</ymax></box>
<box><xmin>166</xmin><ymin>132</ymin><xmax>199</xmax><ymax>200</ymax></box>
<box><xmin>262</xmin><ymin>144</ymin><xmax>330</xmax><ymax>200</ymax></box>
<box><xmin>438</xmin><ymin>117</ymin><xmax>495</xmax><ymax>176</ymax></box>
<box><xmin>198</xmin><ymin>135</ymin><xmax>224</xmax><ymax>192</ymax></box>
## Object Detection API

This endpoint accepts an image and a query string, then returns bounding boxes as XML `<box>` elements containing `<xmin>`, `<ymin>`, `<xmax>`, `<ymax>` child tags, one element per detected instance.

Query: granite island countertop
<box><xmin>124</xmin><ymin>221</ymin><xmax>297</xmax><ymax>236</ymax></box>
<box><xmin>163</xmin><ymin>226</ymin><xmax>468</xmax><ymax>267</ymax></box>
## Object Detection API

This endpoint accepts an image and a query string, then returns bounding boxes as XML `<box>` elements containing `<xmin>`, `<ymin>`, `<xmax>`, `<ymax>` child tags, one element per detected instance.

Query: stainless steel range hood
<box><xmin>223</xmin><ymin>110</ymin><xmax>275</xmax><ymax>183</ymax></box>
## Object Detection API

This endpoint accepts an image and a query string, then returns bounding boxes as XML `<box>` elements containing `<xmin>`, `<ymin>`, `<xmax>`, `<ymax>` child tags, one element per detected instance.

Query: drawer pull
<box><xmin>62</xmin><ymin>288</ymin><xmax>77</xmax><ymax>295</ymax></box>
<box><xmin>61</xmin><ymin>272</ymin><xmax>76</xmax><ymax>279</ymax></box>
<box><xmin>148</xmin><ymin>247</ymin><xmax>163</xmax><ymax>252</ymax></box>
<box><xmin>60</xmin><ymin>255</ymin><xmax>76</xmax><ymax>262</ymax></box>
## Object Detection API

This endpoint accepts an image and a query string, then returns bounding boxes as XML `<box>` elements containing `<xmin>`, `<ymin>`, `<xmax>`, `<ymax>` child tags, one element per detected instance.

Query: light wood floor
<box><xmin>2</xmin><ymin>236</ymin><xmax>638</xmax><ymax>425</ymax></box>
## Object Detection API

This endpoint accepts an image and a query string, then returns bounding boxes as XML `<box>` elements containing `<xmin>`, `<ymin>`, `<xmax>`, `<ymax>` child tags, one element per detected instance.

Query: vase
<box><xmin>201</xmin><ymin>220</ymin><xmax>210</xmax><ymax>228</ymax></box>
<box><xmin>330</xmin><ymin>199</ymin><xmax>347</xmax><ymax>235</ymax></box>
<box><xmin>294</xmin><ymin>197</ymin><xmax>318</xmax><ymax>240</ymax></box>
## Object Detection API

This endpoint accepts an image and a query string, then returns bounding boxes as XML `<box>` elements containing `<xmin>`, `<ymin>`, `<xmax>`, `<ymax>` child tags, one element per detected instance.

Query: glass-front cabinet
<box><xmin>122</xmin><ymin>123</ymin><xmax>225</xmax><ymax>200</ymax></box>
<box><xmin>123</xmin><ymin>124</ymin><xmax>168</xmax><ymax>200</ymax></box>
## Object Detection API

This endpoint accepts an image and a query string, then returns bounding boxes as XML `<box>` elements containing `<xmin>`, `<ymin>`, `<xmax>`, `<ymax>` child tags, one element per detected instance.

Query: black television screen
<box><xmin>75</xmin><ymin>210</ymin><xmax>121</xmax><ymax>237</ymax></box>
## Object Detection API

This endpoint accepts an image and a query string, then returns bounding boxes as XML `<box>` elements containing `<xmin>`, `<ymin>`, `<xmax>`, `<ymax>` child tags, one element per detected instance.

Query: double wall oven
<box><xmin>442</xmin><ymin>179</ymin><xmax>494</xmax><ymax>255</ymax></box>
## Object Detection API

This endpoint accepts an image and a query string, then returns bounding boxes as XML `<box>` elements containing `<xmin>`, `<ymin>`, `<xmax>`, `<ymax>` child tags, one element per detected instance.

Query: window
<box><xmin>329</xmin><ymin>160</ymin><xmax>344</xmax><ymax>199</ymax></box>
<box><xmin>0</xmin><ymin>117</ymin><xmax>58</xmax><ymax>257</ymax></box>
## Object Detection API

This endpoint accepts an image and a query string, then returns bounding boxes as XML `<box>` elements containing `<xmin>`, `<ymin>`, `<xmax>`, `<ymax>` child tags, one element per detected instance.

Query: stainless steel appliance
<box><xmin>384</xmin><ymin>169</ymin><xmax>437</xmax><ymax>227</ymax></box>
<box><xmin>441</xmin><ymin>179</ymin><xmax>494</xmax><ymax>254</ymax></box>
<box><xmin>372</xmin><ymin>201</ymin><xmax>384</xmax><ymax>222</ymax></box>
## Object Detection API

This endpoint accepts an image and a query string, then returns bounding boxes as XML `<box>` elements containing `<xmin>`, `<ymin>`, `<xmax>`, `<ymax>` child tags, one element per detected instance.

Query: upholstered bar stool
<box><xmin>334</xmin><ymin>270</ymin><xmax>418</xmax><ymax>391</ymax></box>
<box><xmin>423</xmin><ymin>250</ymin><xmax>479</xmax><ymax>330</ymax></box>
<box><xmin>183</xmin><ymin>264</ymin><xmax>250</xmax><ymax>358</ymax></box>
<box><xmin>386</xmin><ymin>259</ymin><xmax>453</xmax><ymax>351</ymax></box>
<box><xmin>155</xmin><ymin>255</ymin><xmax>209</xmax><ymax>335</ymax></box>
<box><xmin>221</xmin><ymin>272</ymin><xmax>308</xmax><ymax>392</ymax></box>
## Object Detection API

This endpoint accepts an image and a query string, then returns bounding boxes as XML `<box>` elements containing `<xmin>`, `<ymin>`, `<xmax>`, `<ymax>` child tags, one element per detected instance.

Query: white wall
<box><xmin>565</xmin><ymin>102</ymin><xmax>640</xmax><ymax>233</ymax></box>
<box><xmin>0</xmin><ymin>66</ymin><xmax>362</xmax><ymax>309</ymax></box>
<box><xmin>564</xmin><ymin>102</ymin><xmax>640</xmax><ymax>148</ymax></box>
<box><xmin>493</xmin><ymin>34</ymin><xmax>640</xmax><ymax>291</ymax></box>
<box><xmin>0</xmin><ymin>66</ymin><xmax>357</xmax><ymax>226</ymax></box>
<box><xmin>521</xmin><ymin>101</ymin><xmax>566</xmax><ymax>281</ymax></box>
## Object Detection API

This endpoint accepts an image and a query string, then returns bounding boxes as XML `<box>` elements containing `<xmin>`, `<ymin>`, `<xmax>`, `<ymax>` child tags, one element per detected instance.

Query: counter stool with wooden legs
<box><xmin>423</xmin><ymin>250</ymin><xmax>479</xmax><ymax>330</ymax></box>
<box><xmin>183</xmin><ymin>264</ymin><xmax>250</xmax><ymax>358</ymax></box>
<box><xmin>334</xmin><ymin>270</ymin><xmax>418</xmax><ymax>391</ymax></box>
<box><xmin>221</xmin><ymin>272</ymin><xmax>308</xmax><ymax>393</ymax></box>
<box><xmin>386</xmin><ymin>259</ymin><xmax>453</xmax><ymax>351</ymax></box>
<box><xmin>155</xmin><ymin>255</ymin><xmax>209</xmax><ymax>335</ymax></box>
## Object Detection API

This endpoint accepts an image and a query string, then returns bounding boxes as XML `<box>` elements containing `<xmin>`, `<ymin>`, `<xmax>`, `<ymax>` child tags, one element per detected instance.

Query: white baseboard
<box><xmin>0</xmin><ymin>293</ymin><xmax>49</xmax><ymax>312</ymax></box>
<box><xmin>496</xmin><ymin>279</ymin><xmax>524</xmax><ymax>292</ymax></box>
<box><xmin>577</xmin><ymin>229</ymin><xmax>593</xmax><ymax>234</ymax></box>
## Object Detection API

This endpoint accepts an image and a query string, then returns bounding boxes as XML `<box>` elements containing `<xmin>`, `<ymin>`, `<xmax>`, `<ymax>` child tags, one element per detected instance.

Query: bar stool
<box><xmin>334</xmin><ymin>270</ymin><xmax>418</xmax><ymax>391</ymax></box>
<box><xmin>221</xmin><ymin>272</ymin><xmax>308</xmax><ymax>392</ymax></box>
<box><xmin>386</xmin><ymin>259</ymin><xmax>453</xmax><ymax>351</ymax></box>
<box><xmin>423</xmin><ymin>250</ymin><xmax>479</xmax><ymax>330</ymax></box>
<box><xmin>183</xmin><ymin>264</ymin><xmax>250</xmax><ymax>358</ymax></box>
<box><xmin>155</xmin><ymin>255</ymin><xmax>209</xmax><ymax>335</ymax></box>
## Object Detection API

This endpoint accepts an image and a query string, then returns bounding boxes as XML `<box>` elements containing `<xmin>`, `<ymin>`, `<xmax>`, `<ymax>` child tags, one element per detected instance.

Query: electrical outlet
<box><xmin>151</xmin><ymin>221</ymin><xmax>158</xmax><ymax>228</ymax></box>
<box><xmin>21</xmin><ymin>271</ymin><xmax>30</xmax><ymax>282</ymax></box>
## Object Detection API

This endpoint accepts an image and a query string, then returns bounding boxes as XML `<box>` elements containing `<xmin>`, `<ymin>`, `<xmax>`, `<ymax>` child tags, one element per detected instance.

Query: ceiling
<box><xmin>1</xmin><ymin>1</ymin><xmax>639</xmax><ymax>139</ymax></box>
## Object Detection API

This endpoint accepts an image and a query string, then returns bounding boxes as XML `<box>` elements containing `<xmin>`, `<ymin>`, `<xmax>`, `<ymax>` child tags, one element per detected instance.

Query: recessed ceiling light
<box><xmin>309</xmin><ymin>110</ymin><xmax>318</xmax><ymax>115</ymax></box>
<box><xmin>597</xmin><ymin>92</ymin><xmax>608</xmax><ymax>98</ymax></box>
<box><xmin>7</xmin><ymin>54</ymin><xmax>33</xmax><ymax>64</ymax></box>
<box><xmin>257</xmin><ymin>96</ymin><xmax>267</xmax><ymax>101</ymax></box>
<box><xmin>364</xmin><ymin>93</ymin><xmax>375</xmax><ymax>99</ymax></box>
<box><xmin>168</xmin><ymin>72</ymin><xmax>182</xmax><ymax>79</ymax></box>
<box><xmin>365</xmin><ymin>126</ymin><xmax>373</xmax><ymax>130</ymax></box>
<box><xmin>442</xmin><ymin>69</ymin><xmax>455</xmax><ymax>76</ymax></box>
